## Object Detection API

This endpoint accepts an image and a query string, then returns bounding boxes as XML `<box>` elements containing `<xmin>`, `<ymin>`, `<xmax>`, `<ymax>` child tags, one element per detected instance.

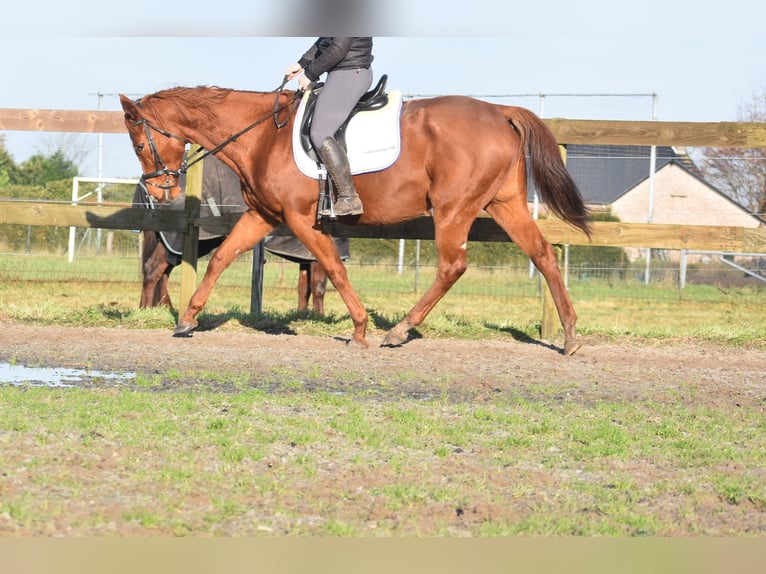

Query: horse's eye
<box><xmin>136</xmin><ymin>143</ymin><xmax>145</xmax><ymax>152</ymax></box>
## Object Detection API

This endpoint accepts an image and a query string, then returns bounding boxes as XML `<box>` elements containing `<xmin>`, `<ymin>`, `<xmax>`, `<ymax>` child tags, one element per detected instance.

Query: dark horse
<box><xmin>134</xmin><ymin>153</ymin><xmax>242</xmax><ymax>309</ymax></box>
<box><xmin>120</xmin><ymin>85</ymin><xmax>591</xmax><ymax>354</ymax></box>
<box><xmin>136</xmin><ymin>154</ymin><xmax>343</xmax><ymax>313</ymax></box>
<box><xmin>140</xmin><ymin>229</ymin><xmax>334</xmax><ymax>313</ymax></box>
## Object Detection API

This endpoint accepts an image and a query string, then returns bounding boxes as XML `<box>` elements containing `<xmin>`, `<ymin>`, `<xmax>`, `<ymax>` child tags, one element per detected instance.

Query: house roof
<box><xmin>548</xmin><ymin>144</ymin><xmax>766</xmax><ymax>226</ymax></box>
<box><xmin>561</xmin><ymin>144</ymin><xmax>702</xmax><ymax>205</ymax></box>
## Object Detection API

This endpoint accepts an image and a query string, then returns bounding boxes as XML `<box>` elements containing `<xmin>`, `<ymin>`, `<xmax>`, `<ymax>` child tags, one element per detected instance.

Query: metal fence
<box><xmin>1</xmin><ymin>248</ymin><xmax>763</xmax><ymax>307</ymax></box>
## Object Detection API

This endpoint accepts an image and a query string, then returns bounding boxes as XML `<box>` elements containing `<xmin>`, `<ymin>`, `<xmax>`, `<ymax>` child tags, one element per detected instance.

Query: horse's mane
<box><xmin>139</xmin><ymin>86</ymin><xmax>233</xmax><ymax>124</ymax></box>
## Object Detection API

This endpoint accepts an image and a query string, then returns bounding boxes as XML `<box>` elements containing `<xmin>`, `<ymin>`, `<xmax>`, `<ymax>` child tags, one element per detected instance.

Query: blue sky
<box><xmin>1</xmin><ymin>0</ymin><xmax>764</xmax><ymax>179</ymax></box>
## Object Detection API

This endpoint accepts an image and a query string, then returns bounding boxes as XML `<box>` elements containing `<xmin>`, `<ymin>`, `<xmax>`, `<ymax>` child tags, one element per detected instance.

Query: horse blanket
<box><xmin>133</xmin><ymin>154</ymin><xmax>349</xmax><ymax>265</ymax></box>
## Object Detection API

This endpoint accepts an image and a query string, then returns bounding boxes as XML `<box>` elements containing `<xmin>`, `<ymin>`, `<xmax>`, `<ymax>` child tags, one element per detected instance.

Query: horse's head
<box><xmin>120</xmin><ymin>94</ymin><xmax>188</xmax><ymax>202</ymax></box>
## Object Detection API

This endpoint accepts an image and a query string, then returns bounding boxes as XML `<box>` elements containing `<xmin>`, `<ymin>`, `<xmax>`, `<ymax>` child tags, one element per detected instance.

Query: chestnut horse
<box><xmin>120</xmin><ymin>86</ymin><xmax>591</xmax><ymax>354</ymax></box>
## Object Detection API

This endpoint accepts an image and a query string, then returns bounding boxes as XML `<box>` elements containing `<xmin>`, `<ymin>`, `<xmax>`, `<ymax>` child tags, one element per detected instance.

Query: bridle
<box><xmin>131</xmin><ymin>117</ymin><xmax>189</xmax><ymax>201</ymax></box>
<box><xmin>130</xmin><ymin>78</ymin><xmax>301</xmax><ymax>202</ymax></box>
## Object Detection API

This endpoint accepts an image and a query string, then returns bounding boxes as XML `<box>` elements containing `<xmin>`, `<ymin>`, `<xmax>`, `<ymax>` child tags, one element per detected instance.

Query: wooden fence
<box><xmin>2</xmin><ymin>107</ymin><xmax>766</xmax><ymax>338</ymax></box>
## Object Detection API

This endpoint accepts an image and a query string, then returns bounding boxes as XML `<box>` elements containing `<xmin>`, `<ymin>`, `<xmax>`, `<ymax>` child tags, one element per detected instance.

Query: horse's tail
<box><xmin>500</xmin><ymin>106</ymin><xmax>592</xmax><ymax>238</ymax></box>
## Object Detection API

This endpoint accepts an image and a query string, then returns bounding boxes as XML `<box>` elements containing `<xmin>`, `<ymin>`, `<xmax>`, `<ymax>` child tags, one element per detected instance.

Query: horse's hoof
<box><xmin>173</xmin><ymin>322</ymin><xmax>197</xmax><ymax>338</ymax></box>
<box><xmin>382</xmin><ymin>329</ymin><xmax>407</xmax><ymax>347</ymax></box>
<box><xmin>347</xmin><ymin>337</ymin><xmax>370</xmax><ymax>349</ymax></box>
<box><xmin>563</xmin><ymin>341</ymin><xmax>582</xmax><ymax>356</ymax></box>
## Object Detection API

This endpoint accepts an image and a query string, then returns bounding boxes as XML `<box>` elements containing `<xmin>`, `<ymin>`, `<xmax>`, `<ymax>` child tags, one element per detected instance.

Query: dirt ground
<box><xmin>1</xmin><ymin>323</ymin><xmax>764</xmax><ymax>407</ymax></box>
<box><xmin>1</xmin><ymin>323</ymin><xmax>765</xmax><ymax>536</ymax></box>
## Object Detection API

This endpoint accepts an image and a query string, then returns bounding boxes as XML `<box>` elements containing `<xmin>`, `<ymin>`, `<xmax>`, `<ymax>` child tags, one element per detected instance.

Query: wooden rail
<box><xmin>0</xmin><ymin>109</ymin><xmax>126</xmax><ymax>134</ymax></box>
<box><xmin>3</xmin><ymin>200</ymin><xmax>765</xmax><ymax>254</ymax></box>
<box><xmin>546</xmin><ymin>118</ymin><xmax>766</xmax><ymax>148</ymax></box>
<box><xmin>3</xmin><ymin>108</ymin><xmax>766</xmax><ymax>147</ymax></box>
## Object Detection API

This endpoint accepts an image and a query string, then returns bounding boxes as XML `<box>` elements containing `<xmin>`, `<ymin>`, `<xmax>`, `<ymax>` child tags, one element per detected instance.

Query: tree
<box><xmin>15</xmin><ymin>149</ymin><xmax>79</xmax><ymax>186</ymax></box>
<box><xmin>697</xmin><ymin>87</ymin><xmax>766</xmax><ymax>216</ymax></box>
<box><xmin>37</xmin><ymin>133</ymin><xmax>91</xmax><ymax>172</ymax></box>
<box><xmin>0</xmin><ymin>136</ymin><xmax>19</xmax><ymax>187</ymax></box>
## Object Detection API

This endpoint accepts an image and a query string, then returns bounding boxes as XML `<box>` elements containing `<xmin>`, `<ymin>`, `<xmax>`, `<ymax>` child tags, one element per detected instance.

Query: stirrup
<box><xmin>316</xmin><ymin>168</ymin><xmax>363</xmax><ymax>218</ymax></box>
<box><xmin>320</xmin><ymin>195</ymin><xmax>362</xmax><ymax>217</ymax></box>
<box><xmin>317</xmin><ymin>172</ymin><xmax>334</xmax><ymax>220</ymax></box>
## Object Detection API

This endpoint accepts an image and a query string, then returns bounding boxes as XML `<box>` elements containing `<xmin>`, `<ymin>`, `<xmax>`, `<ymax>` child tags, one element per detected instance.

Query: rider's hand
<box><xmin>285</xmin><ymin>63</ymin><xmax>303</xmax><ymax>81</ymax></box>
<box><xmin>298</xmin><ymin>74</ymin><xmax>312</xmax><ymax>91</ymax></box>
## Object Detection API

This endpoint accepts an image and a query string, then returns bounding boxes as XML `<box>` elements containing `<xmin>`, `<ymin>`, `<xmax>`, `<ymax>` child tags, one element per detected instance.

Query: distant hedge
<box><xmin>348</xmin><ymin>212</ymin><xmax>628</xmax><ymax>268</ymax></box>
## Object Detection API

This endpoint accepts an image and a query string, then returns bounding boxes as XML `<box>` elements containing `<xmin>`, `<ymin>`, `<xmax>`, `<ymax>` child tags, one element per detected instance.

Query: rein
<box><xmin>185</xmin><ymin>82</ymin><xmax>300</xmax><ymax>170</ymax></box>
<box><xmin>133</xmin><ymin>81</ymin><xmax>301</xmax><ymax>195</ymax></box>
<box><xmin>273</xmin><ymin>75</ymin><xmax>295</xmax><ymax>129</ymax></box>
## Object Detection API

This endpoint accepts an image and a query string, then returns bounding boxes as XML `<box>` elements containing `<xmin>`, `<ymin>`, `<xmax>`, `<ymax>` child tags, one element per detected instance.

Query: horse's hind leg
<box><xmin>383</xmin><ymin>221</ymin><xmax>471</xmax><ymax>346</ymax></box>
<box><xmin>485</xmin><ymin>201</ymin><xmax>580</xmax><ymax>355</ymax></box>
<box><xmin>175</xmin><ymin>210</ymin><xmax>274</xmax><ymax>336</ymax></box>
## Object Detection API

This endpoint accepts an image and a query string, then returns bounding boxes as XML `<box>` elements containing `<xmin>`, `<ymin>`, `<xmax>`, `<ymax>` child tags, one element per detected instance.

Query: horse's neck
<box><xmin>184</xmin><ymin>93</ymin><xmax>280</xmax><ymax>176</ymax></box>
<box><xmin>185</xmin><ymin>93</ymin><xmax>275</xmax><ymax>151</ymax></box>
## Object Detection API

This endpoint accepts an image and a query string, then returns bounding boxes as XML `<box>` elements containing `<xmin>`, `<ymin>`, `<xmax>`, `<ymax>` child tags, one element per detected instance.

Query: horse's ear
<box><xmin>120</xmin><ymin>94</ymin><xmax>140</xmax><ymax>121</ymax></box>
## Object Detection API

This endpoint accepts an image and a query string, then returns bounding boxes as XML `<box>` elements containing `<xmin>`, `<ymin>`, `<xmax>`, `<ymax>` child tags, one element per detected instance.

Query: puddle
<box><xmin>0</xmin><ymin>362</ymin><xmax>136</xmax><ymax>388</ymax></box>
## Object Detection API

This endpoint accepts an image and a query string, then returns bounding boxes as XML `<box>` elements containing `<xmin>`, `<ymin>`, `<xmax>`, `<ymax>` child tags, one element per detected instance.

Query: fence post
<box><xmin>178</xmin><ymin>147</ymin><xmax>203</xmax><ymax>313</ymax></box>
<box><xmin>250</xmin><ymin>240</ymin><xmax>265</xmax><ymax>315</ymax></box>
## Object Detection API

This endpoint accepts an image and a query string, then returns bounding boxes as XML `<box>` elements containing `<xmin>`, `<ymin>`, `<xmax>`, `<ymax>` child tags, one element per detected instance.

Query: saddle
<box><xmin>299</xmin><ymin>74</ymin><xmax>390</xmax><ymax>161</ymax></box>
<box><xmin>291</xmin><ymin>74</ymin><xmax>403</xmax><ymax>179</ymax></box>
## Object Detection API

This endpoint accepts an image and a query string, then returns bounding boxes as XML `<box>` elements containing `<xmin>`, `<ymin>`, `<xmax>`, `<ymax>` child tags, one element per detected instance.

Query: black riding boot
<box><xmin>317</xmin><ymin>137</ymin><xmax>363</xmax><ymax>217</ymax></box>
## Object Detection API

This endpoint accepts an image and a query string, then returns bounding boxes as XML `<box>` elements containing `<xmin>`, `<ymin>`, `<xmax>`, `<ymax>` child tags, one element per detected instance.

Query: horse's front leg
<box><xmin>157</xmin><ymin>267</ymin><xmax>174</xmax><ymax>310</ymax></box>
<box><xmin>140</xmin><ymin>231</ymin><xmax>169</xmax><ymax>308</ymax></box>
<box><xmin>174</xmin><ymin>210</ymin><xmax>274</xmax><ymax>336</ymax></box>
<box><xmin>297</xmin><ymin>262</ymin><xmax>310</xmax><ymax>312</ymax></box>
<box><xmin>286</xmin><ymin>220</ymin><xmax>369</xmax><ymax>347</ymax></box>
<box><xmin>310</xmin><ymin>261</ymin><xmax>328</xmax><ymax>315</ymax></box>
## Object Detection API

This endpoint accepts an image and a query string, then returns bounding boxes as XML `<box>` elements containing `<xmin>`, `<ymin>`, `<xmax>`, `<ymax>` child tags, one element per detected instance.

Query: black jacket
<box><xmin>298</xmin><ymin>37</ymin><xmax>374</xmax><ymax>82</ymax></box>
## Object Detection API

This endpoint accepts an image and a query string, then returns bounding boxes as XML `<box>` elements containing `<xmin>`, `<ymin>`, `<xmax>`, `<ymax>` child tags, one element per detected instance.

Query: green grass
<box><xmin>0</xmin><ymin>386</ymin><xmax>763</xmax><ymax>535</ymax></box>
<box><xmin>1</xmin><ymin>253</ymin><xmax>765</xmax><ymax>535</ymax></box>
<box><xmin>1</xmin><ymin>253</ymin><xmax>765</xmax><ymax>347</ymax></box>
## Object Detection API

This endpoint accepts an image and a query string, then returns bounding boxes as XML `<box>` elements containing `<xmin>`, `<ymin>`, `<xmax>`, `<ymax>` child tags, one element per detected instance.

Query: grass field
<box><xmin>1</xmin><ymin>377</ymin><xmax>764</xmax><ymax>536</ymax></box>
<box><xmin>1</xmin><ymin>252</ymin><xmax>765</xmax><ymax>347</ymax></box>
<box><xmin>1</xmin><ymin>252</ymin><xmax>765</xmax><ymax>537</ymax></box>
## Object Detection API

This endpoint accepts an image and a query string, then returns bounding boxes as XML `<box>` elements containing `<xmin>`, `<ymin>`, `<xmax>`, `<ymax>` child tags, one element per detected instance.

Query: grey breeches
<box><xmin>309</xmin><ymin>67</ymin><xmax>373</xmax><ymax>149</ymax></box>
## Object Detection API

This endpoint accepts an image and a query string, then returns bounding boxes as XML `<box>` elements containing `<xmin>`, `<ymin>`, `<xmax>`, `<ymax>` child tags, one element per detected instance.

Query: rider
<box><xmin>285</xmin><ymin>37</ymin><xmax>374</xmax><ymax>217</ymax></box>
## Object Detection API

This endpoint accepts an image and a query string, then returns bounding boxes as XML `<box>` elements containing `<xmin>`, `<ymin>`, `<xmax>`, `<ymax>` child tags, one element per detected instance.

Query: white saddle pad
<box><xmin>292</xmin><ymin>88</ymin><xmax>403</xmax><ymax>179</ymax></box>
